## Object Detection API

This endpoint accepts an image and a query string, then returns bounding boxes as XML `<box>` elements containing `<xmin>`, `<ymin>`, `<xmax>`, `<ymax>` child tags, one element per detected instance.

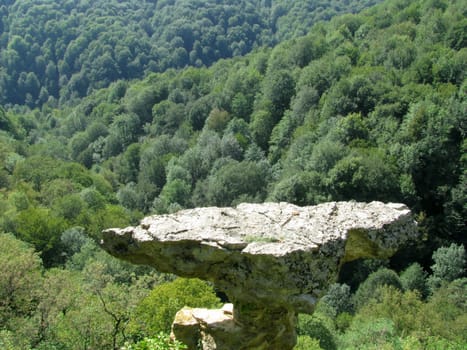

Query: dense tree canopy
<box><xmin>0</xmin><ymin>0</ymin><xmax>382</xmax><ymax>107</ymax></box>
<box><xmin>1</xmin><ymin>0</ymin><xmax>464</xmax><ymax>260</ymax></box>
<box><xmin>0</xmin><ymin>0</ymin><xmax>465</xmax><ymax>348</ymax></box>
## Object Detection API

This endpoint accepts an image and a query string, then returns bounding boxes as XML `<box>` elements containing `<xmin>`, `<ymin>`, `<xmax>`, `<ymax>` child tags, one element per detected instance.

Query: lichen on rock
<box><xmin>101</xmin><ymin>201</ymin><xmax>417</xmax><ymax>349</ymax></box>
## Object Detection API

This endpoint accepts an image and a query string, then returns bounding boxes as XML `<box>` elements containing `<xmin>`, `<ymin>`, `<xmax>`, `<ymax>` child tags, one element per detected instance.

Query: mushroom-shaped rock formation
<box><xmin>101</xmin><ymin>201</ymin><xmax>417</xmax><ymax>350</ymax></box>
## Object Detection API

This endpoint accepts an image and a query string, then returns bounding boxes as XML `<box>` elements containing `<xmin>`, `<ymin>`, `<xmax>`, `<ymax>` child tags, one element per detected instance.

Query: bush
<box><xmin>424</xmin><ymin>278</ymin><xmax>467</xmax><ymax>342</ymax></box>
<box><xmin>0</xmin><ymin>330</ymin><xmax>24</xmax><ymax>350</ymax></box>
<box><xmin>349</xmin><ymin>281</ymin><xmax>467</xmax><ymax>346</ymax></box>
<box><xmin>297</xmin><ymin>314</ymin><xmax>336</xmax><ymax>350</ymax></box>
<box><xmin>353</xmin><ymin>268</ymin><xmax>402</xmax><ymax>310</ymax></box>
<box><xmin>337</xmin><ymin>318</ymin><xmax>401</xmax><ymax>350</ymax></box>
<box><xmin>335</xmin><ymin>312</ymin><xmax>353</xmax><ymax>333</ymax></box>
<box><xmin>428</xmin><ymin>244</ymin><xmax>466</xmax><ymax>292</ymax></box>
<box><xmin>357</xmin><ymin>286</ymin><xmax>424</xmax><ymax>336</ymax></box>
<box><xmin>401</xmin><ymin>335</ymin><xmax>467</xmax><ymax>350</ymax></box>
<box><xmin>123</xmin><ymin>332</ymin><xmax>187</xmax><ymax>350</ymax></box>
<box><xmin>318</xmin><ymin>283</ymin><xmax>354</xmax><ymax>317</ymax></box>
<box><xmin>294</xmin><ymin>335</ymin><xmax>323</xmax><ymax>350</ymax></box>
<box><xmin>400</xmin><ymin>262</ymin><xmax>428</xmax><ymax>298</ymax></box>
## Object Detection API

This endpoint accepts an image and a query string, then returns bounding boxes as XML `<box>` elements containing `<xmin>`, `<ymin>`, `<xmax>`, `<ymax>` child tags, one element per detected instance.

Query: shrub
<box><xmin>428</xmin><ymin>244</ymin><xmax>466</xmax><ymax>292</ymax></box>
<box><xmin>400</xmin><ymin>262</ymin><xmax>428</xmax><ymax>298</ymax></box>
<box><xmin>353</xmin><ymin>268</ymin><xmax>402</xmax><ymax>310</ymax></box>
<box><xmin>123</xmin><ymin>332</ymin><xmax>187</xmax><ymax>350</ymax></box>
<box><xmin>357</xmin><ymin>286</ymin><xmax>424</xmax><ymax>336</ymax></box>
<box><xmin>295</xmin><ymin>335</ymin><xmax>323</xmax><ymax>350</ymax></box>
<box><xmin>318</xmin><ymin>283</ymin><xmax>354</xmax><ymax>317</ymax></box>
<box><xmin>297</xmin><ymin>314</ymin><xmax>337</xmax><ymax>350</ymax></box>
<box><xmin>337</xmin><ymin>318</ymin><xmax>401</xmax><ymax>350</ymax></box>
<box><xmin>424</xmin><ymin>278</ymin><xmax>467</xmax><ymax>342</ymax></box>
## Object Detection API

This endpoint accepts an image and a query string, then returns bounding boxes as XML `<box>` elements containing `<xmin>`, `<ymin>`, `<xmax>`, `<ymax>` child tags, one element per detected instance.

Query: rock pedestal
<box><xmin>171</xmin><ymin>303</ymin><xmax>296</xmax><ymax>350</ymax></box>
<box><xmin>101</xmin><ymin>201</ymin><xmax>417</xmax><ymax>349</ymax></box>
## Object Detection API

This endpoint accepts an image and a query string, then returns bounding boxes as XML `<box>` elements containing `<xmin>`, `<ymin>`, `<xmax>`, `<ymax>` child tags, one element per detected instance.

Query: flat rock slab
<box><xmin>101</xmin><ymin>201</ymin><xmax>416</xmax><ymax>311</ymax></box>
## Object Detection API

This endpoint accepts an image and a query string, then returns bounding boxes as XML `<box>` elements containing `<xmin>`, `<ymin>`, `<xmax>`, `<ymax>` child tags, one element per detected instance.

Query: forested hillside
<box><xmin>0</xmin><ymin>0</ymin><xmax>466</xmax><ymax>349</ymax></box>
<box><xmin>0</xmin><ymin>0</ymin><xmax>380</xmax><ymax>107</ymax></box>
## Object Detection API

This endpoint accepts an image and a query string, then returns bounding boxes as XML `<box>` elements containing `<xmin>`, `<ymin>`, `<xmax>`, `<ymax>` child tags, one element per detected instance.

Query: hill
<box><xmin>0</xmin><ymin>0</ymin><xmax>465</xmax><ymax>348</ymax></box>
<box><xmin>1</xmin><ymin>0</ymin><xmax>465</xmax><ymax>255</ymax></box>
<box><xmin>0</xmin><ymin>0</ymin><xmax>380</xmax><ymax>107</ymax></box>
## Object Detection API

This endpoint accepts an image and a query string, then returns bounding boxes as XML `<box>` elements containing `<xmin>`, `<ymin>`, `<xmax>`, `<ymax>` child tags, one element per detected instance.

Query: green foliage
<box><xmin>150</xmin><ymin>101</ymin><xmax>185</xmax><ymax>137</ymax></box>
<box><xmin>424</xmin><ymin>278</ymin><xmax>467</xmax><ymax>342</ymax></box>
<box><xmin>0</xmin><ymin>0</ymin><xmax>381</xmax><ymax>107</ymax></box>
<box><xmin>353</xmin><ymin>268</ymin><xmax>403</xmax><ymax>310</ymax></box>
<box><xmin>335</xmin><ymin>312</ymin><xmax>354</xmax><ymax>333</ymax></box>
<box><xmin>269</xmin><ymin>170</ymin><xmax>326</xmax><ymax>205</ymax></box>
<box><xmin>428</xmin><ymin>243</ymin><xmax>466</xmax><ymax>291</ymax></box>
<box><xmin>421</xmin><ymin>337</ymin><xmax>467</xmax><ymax>350</ymax></box>
<box><xmin>250</xmin><ymin>109</ymin><xmax>276</xmax><ymax>150</ymax></box>
<box><xmin>3</xmin><ymin>0</ymin><xmax>463</xmax><ymax>252</ymax></box>
<box><xmin>60</xmin><ymin>227</ymin><xmax>91</xmax><ymax>257</ymax></box>
<box><xmin>0</xmin><ymin>0</ymin><xmax>466</xmax><ymax>348</ymax></box>
<box><xmin>400</xmin><ymin>262</ymin><xmax>428</xmax><ymax>298</ymax></box>
<box><xmin>0</xmin><ymin>330</ymin><xmax>25</xmax><ymax>350</ymax></box>
<box><xmin>297</xmin><ymin>313</ymin><xmax>337</xmax><ymax>350</ymax></box>
<box><xmin>295</xmin><ymin>335</ymin><xmax>323</xmax><ymax>350</ymax></box>
<box><xmin>327</xmin><ymin>149</ymin><xmax>400</xmax><ymax>202</ymax></box>
<box><xmin>132</xmin><ymin>278</ymin><xmax>221</xmax><ymax>335</ymax></box>
<box><xmin>357</xmin><ymin>286</ymin><xmax>425</xmax><ymax>337</ymax></box>
<box><xmin>261</xmin><ymin>69</ymin><xmax>296</xmax><ymax>119</ymax></box>
<box><xmin>12</xmin><ymin>156</ymin><xmax>60</xmax><ymax>192</ymax></box>
<box><xmin>206</xmin><ymin>108</ymin><xmax>231</xmax><ymax>133</ymax></box>
<box><xmin>0</xmin><ymin>233</ymin><xmax>42</xmax><ymax>327</ymax></box>
<box><xmin>123</xmin><ymin>333</ymin><xmax>187</xmax><ymax>350</ymax></box>
<box><xmin>337</xmin><ymin>317</ymin><xmax>401</xmax><ymax>350</ymax></box>
<box><xmin>158</xmin><ymin>179</ymin><xmax>192</xmax><ymax>211</ymax></box>
<box><xmin>346</xmin><ymin>281</ymin><xmax>467</xmax><ymax>348</ymax></box>
<box><xmin>10</xmin><ymin>207</ymin><xmax>67</xmax><ymax>266</ymax></box>
<box><xmin>317</xmin><ymin>283</ymin><xmax>354</xmax><ymax>317</ymax></box>
<box><xmin>200</xmin><ymin>159</ymin><xmax>271</xmax><ymax>206</ymax></box>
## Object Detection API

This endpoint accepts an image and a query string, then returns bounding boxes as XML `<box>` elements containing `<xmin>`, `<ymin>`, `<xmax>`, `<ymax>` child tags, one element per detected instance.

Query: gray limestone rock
<box><xmin>101</xmin><ymin>201</ymin><xmax>417</xmax><ymax>349</ymax></box>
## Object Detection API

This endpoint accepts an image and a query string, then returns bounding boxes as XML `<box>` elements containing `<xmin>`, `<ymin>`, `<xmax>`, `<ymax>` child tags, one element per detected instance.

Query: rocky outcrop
<box><xmin>170</xmin><ymin>302</ymin><xmax>297</xmax><ymax>350</ymax></box>
<box><xmin>101</xmin><ymin>201</ymin><xmax>417</xmax><ymax>349</ymax></box>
